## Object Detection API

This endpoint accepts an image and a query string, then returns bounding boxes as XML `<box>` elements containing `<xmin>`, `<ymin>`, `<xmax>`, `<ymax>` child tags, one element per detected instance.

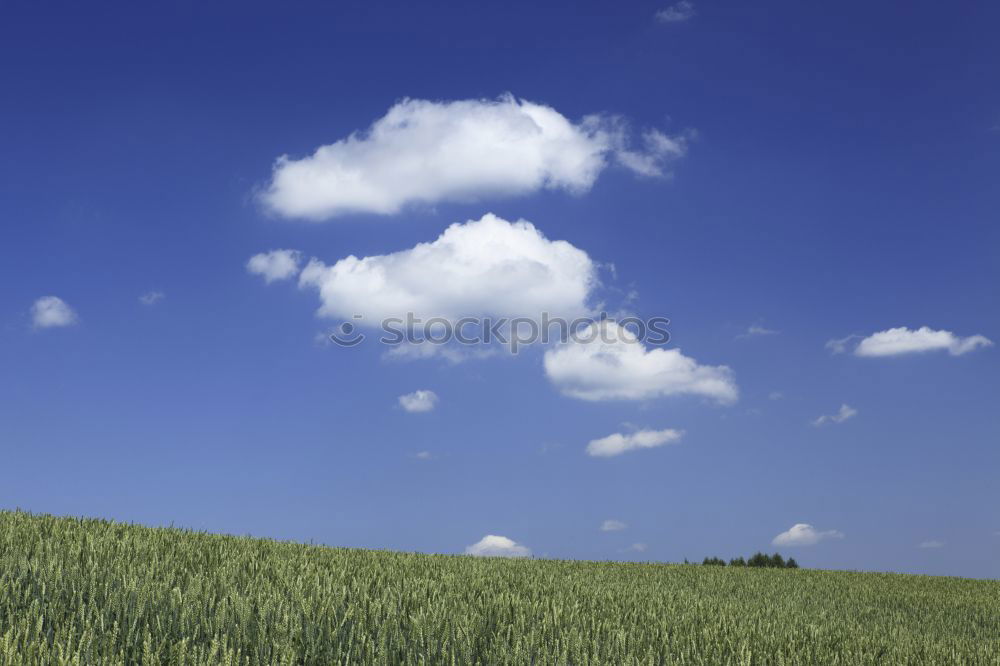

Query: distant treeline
<box><xmin>691</xmin><ymin>552</ymin><xmax>799</xmax><ymax>569</ymax></box>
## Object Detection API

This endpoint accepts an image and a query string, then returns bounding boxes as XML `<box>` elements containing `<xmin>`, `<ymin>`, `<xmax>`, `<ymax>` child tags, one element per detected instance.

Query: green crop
<box><xmin>0</xmin><ymin>510</ymin><xmax>997</xmax><ymax>664</ymax></box>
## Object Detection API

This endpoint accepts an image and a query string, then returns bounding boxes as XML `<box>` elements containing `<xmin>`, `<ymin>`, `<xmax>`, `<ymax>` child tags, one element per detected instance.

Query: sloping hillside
<box><xmin>1</xmin><ymin>510</ymin><xmax>997</xmax><ymax>664</ymax></box>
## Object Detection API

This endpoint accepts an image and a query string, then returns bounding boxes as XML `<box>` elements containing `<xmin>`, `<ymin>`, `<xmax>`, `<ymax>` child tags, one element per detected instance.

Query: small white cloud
<box><xmin>768</xmin><ymin>391</ymin><xmax>784</xmax><ymax>401</ymax></box>
<box><xmin>918</xmin><ymin>540</ymin><xmax>945</xmax><ymax>549</ymax></box>
<box><xmin>246</xmin><ymin>249</ymin><xmax>303</xmax><ymax>283</ymax></box>
<box><xmin>624</xmin><ymin>542</ymin><xmax>648</xmax><ymax>553</ymax></box>
<box><xmin>737</xmin><ymin>324</ymin><xmax>779</xmax><ymax>340</ymax></box>
<box><xmin>614</xmin><ymin>129</ymin><xmax>692</xmax><ymax>177</ymax></box>
<box><xmin>415</xmin><ymin>451</ymin><xmax>432</xmax><ymax>460</ymax></box>
<box><xmin>813</xmin><ymin>404</ymin><xmax>857</xmax><ymax>426</ymax></box>
<box><xmin>825</xmin><ymin>335</ymin><xmax>860</xmax><ymax>354</ymax></box>
<box><xmin>587</xmin><ymin>428</ymin><xmax>683</xmax><ymax>457</ymax></box>
<box><xmin>465</xmin><ymin>535</ymin><xmax>531</xmax><ymax>558</ymax></box>
<box><xmin>600</xmin><ymin>519</ymin><xmax>627</xmax><ymax>532</ymax></box>
<box><xmin>544</xmin><ymin>321</ymin><xmax>738</xmax><ymax>403</ymax></box>
<box><xmin>656</xmin><ymin>0</ymin><xmax>695</xmax><ymax>23</ymax></box>
<box><xmin>139</xmin><ymin>291</ymin><xmax>165</xmax><ymax>306</ymax></box>
<box><xmin>384</xmin><ymin>341</ymin><xmax>499</xmax><ymax>363</ymax></box>
<box><xmin>854</xmin><ymin>326</ymin><xmax>992</xmax><ymax>357</ymax></box>
<box><xmin>398</xmin><ymin>390</ymin><xmax>439</xmax><ymax>413</ymax></box>
<box><xmin>31</xmin><ymin>296</ymin><xmax>77</xmax><ymax>329</ymax></box>
<box><xmin>772</xmin><ymin>523</ymin><xmax>844</xmax><ymax>547</ymax></box>
<box><xmin>260</xmin><ymin>95</ymin><xmax>690</xmax><ymax>220</ymax></box>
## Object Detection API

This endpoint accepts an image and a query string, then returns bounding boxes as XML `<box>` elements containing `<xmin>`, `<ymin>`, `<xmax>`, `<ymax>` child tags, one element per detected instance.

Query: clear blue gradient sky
<box><xmin>2</xmin><ymin>1</ymin><xmax>998</xmax><ymax>578</ymax></box>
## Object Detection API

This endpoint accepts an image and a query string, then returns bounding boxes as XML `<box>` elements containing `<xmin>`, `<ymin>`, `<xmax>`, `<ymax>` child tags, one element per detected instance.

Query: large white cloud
<box><xmin>246</xmin><ymin>249</ymin><xmax>303</xmax><ymax>283</ymax></box>
<box><xmin>543</xmin><ymin>321</ymin><xmax>738</xmax><ymax>403</ymax></box>
<box><xmin>853</xmin><ymin>326</ymin><xmax>992</xmax><ymax>357</ymax></box>
<box><xmin>586</xmin><ymin>428</ymin><xmax>683</xmax><ymax>457</ymax></box>
<box><xmin>772</xmin><ymin>523</ymin><xmax>844</xmax><ymax>547</ymax></box>
<box><xmin>464</xmin><ymin>535</ymin><xmax>531</xmax><ymax>558</ymax></box>
<box><xmin>31</xmin><ymin>296</ymin><xmax>77</xmax><ymax>329</ymax></box>
<box><xmin>261</xmin><ymin>95</ymin><xmax>689</xmax><ymax>220</ymax></box>
<box><xmin>298</xmin><ymin>213</ymin><xmax>596</xmax><ymax>324</ymax></box>
<box><xmin>398</xmin><ymin>390</ymin><xmax>438</xmax><ymax>413</ymax></box>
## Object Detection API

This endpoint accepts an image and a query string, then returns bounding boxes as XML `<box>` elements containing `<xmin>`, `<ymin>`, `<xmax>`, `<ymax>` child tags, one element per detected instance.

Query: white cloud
<box><xmin>260</xmin><ymin>95</ymin><xmax>690</xmax><ymax>220</ymax></box>
<box><xmin>544</xmin><ymin>321</ymin><xmax>738</xmax><ymax>403</ymax></box>
<box><xmin>737</xmin><ymin>324</ymin><xmax>779</xmax><ymax>339</ymax></box>
<box><xmin>31</xmin><ymin>296</ymin><xmax>77</xmax><ymax>329</ymax></box>
<box><xmin>138</xmin><ymin>291</ymin><xmax>165</xmax><ymax>306</ymax></box>
<box><xmin>853</xmin><ymin>326</ymin><xmax>993</xmax><ymax>357</ymax></box>
<box><xmin>625</xmin><ymin>542</ymin><xmax>648</xmax><ymax>553</ymax></box>
<box><xmin>398</xmin><ymin>390</ymin><xmax>438</xmax><ymax>413</ymax></box>
<box><xmin>614</xmin><ymin>129</ymin><xmax>690</xmax><ymax>177</ymax></box>
<box><xmin>772</xmin><ymin>523</ymin><xmax>844</xmax><ymax>547</ymax></box>
<box><xmin>246</xmin><ymin>249</ymin><xmax>303</xmax><ymax>283</ymax></box>
<box><xmin>813</xmin><ymin>404</ymin><xmax>857</xmax><ymax>426</ymax></box>
<box><xmin>768</xmin><ymin>391</ymin><xmax>784</xmax><ymax>401</ymax></box>
<box><xmin>299</xmin><ymin>213</ymin><xmax>596</xmax><ymax>325</ymax></box>
<box><xmin>465</xmin><ymin>535</ymin><xmax>531</xmax><ymax>558</ymax></box>
<box><xmin>600</xmin><ymin>519</ymin><xmax>627</xmax><ymax>531</ymax></box>
<box><xmin>918</xmin><ymin>540</ymin><xmax>945</xmax><ymax>549</ymax></box>
<box><xmin>656</xmin><ymin>1</ymin><xmax>695</xmax><ymax>23</ymax></box>
<box><xmin>587</xmin><ymin>428</ymin><xmax>683</xmax><ymax>457</ymax></box>
<box><xmin>825</xmin><ymin>335</ymin><xmax>860</xmax><ymax>354</ymax></box>
<box><xmin>415</xmin><ymin>451</ymin><xmax>432</xmax><ymax>460</ymax></box>
<box><xmin>384</xmin><ymin>341</ymin><xmax>499</xmax><ymax>363</ymax></box>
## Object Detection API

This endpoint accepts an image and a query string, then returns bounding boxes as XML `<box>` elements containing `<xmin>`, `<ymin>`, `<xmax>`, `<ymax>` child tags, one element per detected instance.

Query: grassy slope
<box><xmin>0</xmin><ymin>511</ymin><xmax>997</xmax><ymax>665</ymax></box>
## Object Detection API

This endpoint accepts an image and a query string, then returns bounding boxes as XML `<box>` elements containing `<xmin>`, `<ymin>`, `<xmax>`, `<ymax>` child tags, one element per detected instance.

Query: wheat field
<box><xmin>0</xmin><ymin>510</ymin><xmax>997</xmax><ymax>665</ymax></box>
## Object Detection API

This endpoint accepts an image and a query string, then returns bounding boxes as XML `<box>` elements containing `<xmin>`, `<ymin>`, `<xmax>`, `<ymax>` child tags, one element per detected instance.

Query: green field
<box><xmin>1</xmin><ymin>511</ymin><xmax>997</xmax><ymax>665</ymax></box>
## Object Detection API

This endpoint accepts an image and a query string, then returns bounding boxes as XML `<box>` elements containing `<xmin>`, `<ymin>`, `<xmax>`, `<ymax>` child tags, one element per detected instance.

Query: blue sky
<box><xmin>2</xmin><ymin>0</ymin><xmax>998</xmax><ymax>578</ymax></box>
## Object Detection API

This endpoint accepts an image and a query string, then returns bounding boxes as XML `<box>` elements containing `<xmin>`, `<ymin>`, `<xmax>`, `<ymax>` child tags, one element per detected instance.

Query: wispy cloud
<box><xmin>655</xmin><ymin>1</ymin><xmax>695</xmax><ymax>23</ymax></box>
<box><xmin>825</xmin><ymin>334</ymin><xmax>861</xmax><ymax>354</ymax></box>
<box><xmin>736</xmin><ymin>324</ymin><xmax>779</xmax><ymax>340</ymax></box>
<box><xmin>918</xmin><ymin>540</ymin><xmax>944</xmax><ymax>549</ymax></box>
<box><xmin>600</xmin><ymin>519</ymin><xmax>627</xmax><ymax>532</ymax></box>
<box><xmin>139</xmin><ymin>291</ymin><xmax>165</xmax><ymax>306</ymax></box>
<box><xmin>813</xmin><ymin>404</ymin><xmax>857</xmax><ymax>426</ymax></box>
<box><xmin>586</xmin><ymin>428</ymin><xmax>683</xmax><ymax>457</ymax></box>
